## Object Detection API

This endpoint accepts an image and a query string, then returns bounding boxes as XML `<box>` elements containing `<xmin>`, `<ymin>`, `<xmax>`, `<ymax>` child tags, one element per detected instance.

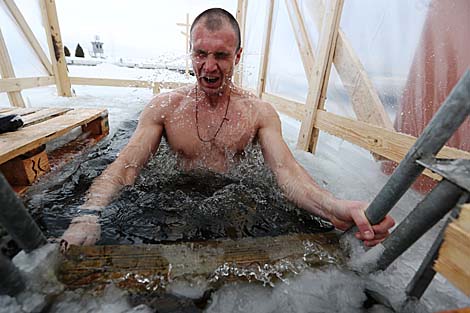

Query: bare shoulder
<box><xmin>147</xmin><ymin>85</ymin><xmax>192</xmax><ymax>109</ymax></box>
<box><xmin>140</xmin><ymin>85</ymin><xmax>193</xmax><ymax>124</ymax></box>
<box><xmin>232</xmin><ymin>86</ymin><xmax>279</xmax><ymax>118</ymax></box>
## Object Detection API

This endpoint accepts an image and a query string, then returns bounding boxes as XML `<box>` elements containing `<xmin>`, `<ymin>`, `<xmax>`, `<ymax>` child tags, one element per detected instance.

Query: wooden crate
<box><xmin>435</xmin><ymin>204</ymin><xmax>470</xmax><ymax>296</ymax></box>
<box><xmin>59</xmin><ymin>232</ymin><xmax>343</xmax><ymax>292</ymax></box>
<box><xmin>0</xmin><ymin>107</ymin><xmax>109</xmax><ymax>193</ymax></box>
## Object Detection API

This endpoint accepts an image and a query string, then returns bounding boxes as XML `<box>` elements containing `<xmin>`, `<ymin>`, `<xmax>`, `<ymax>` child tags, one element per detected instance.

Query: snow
<box><xmin>0</xmin><ymin>62</ymin><xmax>469</xmax><ymax>312</ymax></box>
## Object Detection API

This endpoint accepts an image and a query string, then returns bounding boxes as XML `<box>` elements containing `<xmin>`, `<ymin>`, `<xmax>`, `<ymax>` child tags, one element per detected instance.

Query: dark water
<box><xmin>23</xmin><ymin>117</ymin><xmax>333</xmax><ymax>245</ymax></box>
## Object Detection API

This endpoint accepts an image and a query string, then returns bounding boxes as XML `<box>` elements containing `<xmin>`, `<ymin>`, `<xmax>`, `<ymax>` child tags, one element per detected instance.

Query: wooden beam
<box><xmin>285</xmin><ymin>0</ymin><xmax>315</xmax><ymax>79</ymax></box>
<box><xmin>262</xmin><ymin>92</ymin><xmax>304</xmax><ymax>121</ymax></box>
<box><xmin>294</xmin><ymin>0</ymin><xmax>393</xmax><ymax>130</ymax></box>
<box><xmin>41</xmin><ymin>0</ymin><xmax>72</xmax><ymax>97</ymax></box>
<box><xmin>4</xmin><ymin>0</ymin><xmax>54</xmax><ymax>75</ymax></box>
<box><xmin>256</xmin><ymin>0</ymin><xmax>275</xmax><ymax>98</ymax></box>
<box><xmin>0</xmin><ymin>76</ymin><xmax>55</xmax><ymax>93</ymax></box>
<box><xmin>59</xmin><ymin>233</ymin><xmax>342</xmax><ymax>291</ymax></box>
<box><xmin>314</xmin><ymin>110</ymin><xmax>470</xmax><ymax>180</ymax></box>
<box><xmin>297</xmin><ymin>0</ymin><xmax>344</xmax><ymax>152</ymax></box>
<box><xmin>435</xmin><ymin>204</ymin><xmax>470</xmax><ymax>296</ymax></box>
<box><xmin>264</xmin><ymin>92</ymin><xmax>470</xmax><ymax>178</ymax></box>
<box><xmin>234</xmin><ymin>0</ymin><xmax>248</xmax><ymax>87</ymax></box>
<box><xmin>0</xmin><ymin>29</ymin><xmax>25</xmax><ymax>107</ymax></box>
<box><xmin>69</xmin><ymin>77</ymin><xmax>190</xmax><ymax>89</ymax></box>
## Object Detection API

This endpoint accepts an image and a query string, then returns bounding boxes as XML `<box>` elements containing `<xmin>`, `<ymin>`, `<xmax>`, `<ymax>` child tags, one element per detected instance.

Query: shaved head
<box><xmin>190</xmin><ymin>8</ymin><xmax>241</xmax><ymax>52</ymax></box>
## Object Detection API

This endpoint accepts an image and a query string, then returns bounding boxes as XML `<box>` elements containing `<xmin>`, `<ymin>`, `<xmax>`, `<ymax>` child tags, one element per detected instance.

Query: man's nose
<box><xmin>203</xmin><ymin>54</ymin><xmax>218</xmax><ymax>72</ymax></box>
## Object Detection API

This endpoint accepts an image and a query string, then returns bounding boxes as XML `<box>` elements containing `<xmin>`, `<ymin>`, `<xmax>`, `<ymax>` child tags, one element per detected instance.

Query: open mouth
<box><xmin>203</xmin><ymin>77</ymin><xmax>219</xmax><ymax>84</ymax></box>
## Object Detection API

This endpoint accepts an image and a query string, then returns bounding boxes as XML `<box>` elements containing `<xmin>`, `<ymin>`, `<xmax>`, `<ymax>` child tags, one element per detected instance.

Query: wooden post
<box><xmin>234</xmin><ymin>0</ymin><xmax>248</xmax><ymax>87</ymax></box>
<box><xmin>257</xmin><ymin>0</ymin><xmax>275</xmax><ymax>98</ymax></box>
<box><xmin>296</xmin><ymin>0</ymin><xmax>344</xmax><ymax>152</ymax></box>
<box><xmin>285</xmin><ymin>0</ymin><xmax>315</xmax><ymax>79</ymax></box>
<box><xmin>40</xmin><ymin>0</ymin><xmax>72</xmax><ymax>97</ymax></box>
<box><xmin>177</xmin><ymin>14</ymin><xmax>191</xmax><ymax>78</ymax></box>
<box><xmin>4</xmin><ymin>0</ymin><xmax>54</xmax><ymax>76</ymax></box>
<box><xmin>0</xmin><ymin>29</ymin><xmax>26</xmax><ymax>108</ymax></box>
<box><xmin>288</xmin><ymin>0</ymin><xmax>393</xmax><ymax>132</ymax></box>
<box><xmin>309</xmin><ymin>0</ymin><xmax>393</xmax><ymax>130</ymax></box>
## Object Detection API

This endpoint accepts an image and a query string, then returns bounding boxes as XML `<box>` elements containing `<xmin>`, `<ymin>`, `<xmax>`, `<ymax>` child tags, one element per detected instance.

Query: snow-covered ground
<box><xmin>0</xmin><ymin>63</ymin><xmax>468</xmax><ymax>312</ymax></box>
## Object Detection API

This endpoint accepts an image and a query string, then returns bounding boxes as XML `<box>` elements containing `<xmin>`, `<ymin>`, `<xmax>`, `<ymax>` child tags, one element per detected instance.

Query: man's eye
<box><xmin>193</xmin><ymin>51</ymin><xmax>207</xmax><ymax>58</ymax></box>
<box><xmin>215</xmin><ymin>53</ymin><xmax>229</xmax><ymax>60</ymax></box>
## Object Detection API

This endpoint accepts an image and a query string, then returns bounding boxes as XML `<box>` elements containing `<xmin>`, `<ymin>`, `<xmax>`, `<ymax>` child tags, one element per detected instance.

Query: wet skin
<box><xmin>61</xmin><ymin>19</ymin><xmax>395</xmax><ymax>247</ymax></box>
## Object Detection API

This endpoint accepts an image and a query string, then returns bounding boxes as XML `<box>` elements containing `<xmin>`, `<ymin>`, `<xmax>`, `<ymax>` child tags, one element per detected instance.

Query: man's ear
<box><xmin>235</xmin><ymin>47</ymin><xmax>243</xmax><ymax>65</ymax></box>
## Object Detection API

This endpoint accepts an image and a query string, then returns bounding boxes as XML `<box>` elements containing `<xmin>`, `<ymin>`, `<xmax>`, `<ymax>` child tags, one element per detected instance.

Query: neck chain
<box><xmin>195</xmin><ymin>85</ymin><xmax>231</xmax><ymax>142</ymax></box>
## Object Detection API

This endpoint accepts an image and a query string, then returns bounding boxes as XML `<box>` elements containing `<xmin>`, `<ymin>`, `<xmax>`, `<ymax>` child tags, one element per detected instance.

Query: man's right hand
<box><xmin>61</xmin><ymin>214</ymin><xmax>101</xmax><ymax>247</ymax></box>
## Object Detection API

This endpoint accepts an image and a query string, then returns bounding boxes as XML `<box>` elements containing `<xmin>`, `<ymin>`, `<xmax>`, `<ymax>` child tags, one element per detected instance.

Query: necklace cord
<box><xmin>195</xmin><ymin>85</ymin><xmax>231</xmax><ymax>142</ymax></box>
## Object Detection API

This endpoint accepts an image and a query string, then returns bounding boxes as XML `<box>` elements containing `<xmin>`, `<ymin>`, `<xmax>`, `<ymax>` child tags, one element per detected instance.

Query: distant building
<box><xmin>91</xmin><ymin>35</ymin><xmax>104</xmax><ymax>58</ymax></box>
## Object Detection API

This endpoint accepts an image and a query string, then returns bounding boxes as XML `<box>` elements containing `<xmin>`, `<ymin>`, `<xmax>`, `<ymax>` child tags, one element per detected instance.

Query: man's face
<box><xmin>191</xmin><ymin>21</ymin><xmax>242</xmax><ymax>96</ymax></box>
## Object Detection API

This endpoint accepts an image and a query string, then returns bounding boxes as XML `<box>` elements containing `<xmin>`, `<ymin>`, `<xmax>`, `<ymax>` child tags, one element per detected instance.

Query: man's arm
<box><xmin>61</xmin><ymin>96</ymin><xmax>167</xmax><ymax>246</ymax></box>
<box><xmin>257</xmin><ymin>102</ymin><xmax>394</xmax><ymax>246</ymax></box>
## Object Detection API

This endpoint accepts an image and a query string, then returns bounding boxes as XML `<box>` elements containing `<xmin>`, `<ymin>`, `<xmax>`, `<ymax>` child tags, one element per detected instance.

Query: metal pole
<box><xmin>360</xmin><ymin>179</ymin><xmax>463</xmax><ymax>273</ymax></box>
<box><xmin>363</xmin><ymin>70</ymin><xmax>470</xmax><ymax>225</ymax></box>
<box><xmin>0</xmin><ymin>253</ymin><xmax>25</xmax><ymax>296</ymax></box>
<box><xmin>405</xmin><ymin>195</ymin><xmax>467</xmax><ymax>299</ymax></box>
<box><xmin>0</xmin><ymin>173</ymin><xmax>47</xmax><ymax>252</ymax></box>
<box><xmin>406</xmin><ymin>206</ymin><xmax>459</xmax><ymax>299</ymax></box>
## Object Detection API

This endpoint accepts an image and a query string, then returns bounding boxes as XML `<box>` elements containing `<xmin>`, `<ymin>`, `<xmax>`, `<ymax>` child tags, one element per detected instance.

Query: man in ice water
<box><xmin>62</xmin><ymin>8</ymin><xmax>394</xmax><ymax>246</ymax></box>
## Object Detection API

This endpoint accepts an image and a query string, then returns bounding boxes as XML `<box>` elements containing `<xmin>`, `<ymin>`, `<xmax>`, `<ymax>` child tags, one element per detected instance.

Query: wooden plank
<box><xmin>0</xmin><ymin>29</ymin><xmax>25</xmax><ymax>108</ymax></box>
<box><xmin>4</xmin><ymin>0</ymin><xmax>54</xmax><ymax>75</ymax></box>
<box><xmin>21</xmin><ymin>108</ymin><xmax>71</xmax><ymax>126</ymax></box>
<box><xmin>256</xmin><ymin>0</ymin><xmax>275</xmax><ymax>98</ymax></box>
<box><xmin>59</xmin><ymin>232</ymin><xmax>343</xmax><ymax>291</ymax></box>
<box><xmin>70</xmin><ymin>77</ymin><xmax>190</xmax><ymax>90</ymax></box>
<box><xmin>263</xmin><ymin>92</ymin><xmax>470</xmax><ymax>166</ymax></box>
<box><xmin>0</xmin><ymin>76</ymin><xmax>55</xmax><ymax>93</ymax></box>
<box><xmin>0</xmin><ymin>108</ymin><xmax>107</xmax><ymax>164</ymax></box>
<box><xmin>0</xmin><ymin>147</ymin><xmax>50</xmax><ymax>185</ymax></box>
<box><xmin>315</xmin><ymin>110</ymin><xmax>470</xmax><ymax>180</ymax></box>
<box><xmin>5</xmin><ymin>107</ymin><xmax>42</xmax><ymax>116</ymax></box>
<box><xmin>297</xmin><ymin>0</ymin><xmax>393</xmax><ymax>130</ymax></box>
<box><xmin>435</xmin><ymin>204</ymin><xmax>470</xmax><ymax>296</ymax></box>
<box><xmin>234</xmin><ymin>0</ymin><xmax>248</xmax><ymax>86</ymax></box>
<box><xmin>435</xmin><ymin>309</ymin><xmax>470</xmax><ymax>313</ymax></box>
<box><xmin>297</xmin><ymin>0</ymin><xmax>344</xmax><ymax>152</ymax></box>
<box><xmin>285</xmin><ymin>0</ymin><xmax>315</xmax><ymax>79</ymax></box>
<box><xmin>262</xmin><ymin>92</ymin><xmax>304</xmax><ymax>121</ymax></box>
<box><xmin>41</xmin><ymin>0</ymin><xmax>72</xmax><ymax>96</ymax></box>
<box><xmin>0</xmin><ymin>108</ymin><xmax>14</xmax><ymax>114</ymax></box>
<box><xmin>70</xmin><ymin>77</ymin><xmax>152</xmax><ymax>88</ymax></box>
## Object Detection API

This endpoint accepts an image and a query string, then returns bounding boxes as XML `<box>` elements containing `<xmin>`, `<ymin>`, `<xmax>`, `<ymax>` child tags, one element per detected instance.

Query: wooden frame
<box><xmin>296</xmin><ymin>0</ymin><xmax>344</xmax><ymax>151</ymax></box>
<box><xmin>0</xmin><ymin>28</ymin><xmax>25</xmax><ymax>107</ymax></box>
<box><xmin>2</xmin><ymin>0</ymin><xmax>469</xmax><ymax>178</ymax></box>
<box><xmin>234</xmin><ymin>0</ymin><xmax>248</xmax><ymax>87</ymax></box>
<box><xmin>41</xmin><ymin>0</ymin><xmax>72</xmax><ymax>96</ymax></box>
<box><xmin>256</xmin><ymin>0</ymin><xmax>275</xmax><ymax>98</ymax></box>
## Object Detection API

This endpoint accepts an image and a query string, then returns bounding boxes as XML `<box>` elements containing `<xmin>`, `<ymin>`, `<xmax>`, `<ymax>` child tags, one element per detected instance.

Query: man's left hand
<box><xmin>328</xmin><ymin>199</ymin><xmax>395</xmax><ymax>247</ymax></box>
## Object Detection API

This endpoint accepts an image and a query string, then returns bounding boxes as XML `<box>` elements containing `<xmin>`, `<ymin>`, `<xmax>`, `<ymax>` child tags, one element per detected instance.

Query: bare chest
<box><xmin>163</xmin><ymin>99</ymin><xmax>258</xmax><ymax>169</ymax></box>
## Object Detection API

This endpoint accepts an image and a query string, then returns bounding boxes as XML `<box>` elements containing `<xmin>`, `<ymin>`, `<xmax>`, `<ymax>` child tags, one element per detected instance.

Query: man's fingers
<box><xmin>351</xmin><ymin>209</ymin><xmax>374</xmax><ymax>240</ymax></box>
<box><xmin>372</xmin><ymin>215</ymin><xmax>396</xmax><ymax>234</ymax></box>
<box><xmin>364</xmin><ymin>238</ymin><xmax>385</xmax><ymax>247</ymax></box>
<box><xmin>356</xmin><ymin>230</ymin><xmax>389</xmax><ymax>241</ymax></box>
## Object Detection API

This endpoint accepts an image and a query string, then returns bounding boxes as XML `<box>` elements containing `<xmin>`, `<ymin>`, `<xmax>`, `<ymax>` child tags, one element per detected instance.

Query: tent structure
<box><xmin>0</xmin><ymin>0</ymin><xmax>469</xmax><ymax>311</ymax></box>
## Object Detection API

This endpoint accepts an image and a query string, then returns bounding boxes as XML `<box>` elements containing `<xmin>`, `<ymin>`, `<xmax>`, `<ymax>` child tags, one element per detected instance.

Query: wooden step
<box><xmin>59</xmin><ymin>232</ymin><xmax>343</xmax><ymax>292</ymax></box>
<box><xmin>435</xmin><ymin>204</ymin><xmax>470</xmax><ymax>296</ymax></box>
<box><xmin>0</xmin><ymin>107</ymin><xmax>109</xmax><ymax>193</ymax></box>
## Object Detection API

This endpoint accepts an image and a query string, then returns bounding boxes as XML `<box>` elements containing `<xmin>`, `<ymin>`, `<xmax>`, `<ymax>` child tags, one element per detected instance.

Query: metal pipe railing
<box><xmin>0</xmin><ymin>173</ymin><xmax>47</xmax><ymax>252</ymax></box>
<box><xmin>363</xmin><ymin>69</ymin><xmax>470</xmax><ymax>225</ymax></box>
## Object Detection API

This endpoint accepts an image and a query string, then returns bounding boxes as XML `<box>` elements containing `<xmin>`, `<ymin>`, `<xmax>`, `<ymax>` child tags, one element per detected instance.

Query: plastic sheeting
<box><xmin>0</xmin><ymin>0</ymin><xmax>50</xmax><ymax>77</ymax></box>
<box><xmin>241</xmin><ymin>0</ymin><xmax>470</xmax><ymax>192</ymax></box>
